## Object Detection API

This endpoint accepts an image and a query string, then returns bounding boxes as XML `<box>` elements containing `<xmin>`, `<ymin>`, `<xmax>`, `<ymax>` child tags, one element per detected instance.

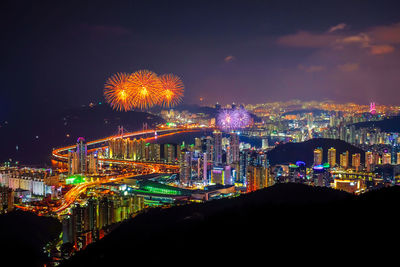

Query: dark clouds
<box><xmin>274</xmin><ymin>21</ymin><xmax>400</xmax><ymax>104</ymax></box>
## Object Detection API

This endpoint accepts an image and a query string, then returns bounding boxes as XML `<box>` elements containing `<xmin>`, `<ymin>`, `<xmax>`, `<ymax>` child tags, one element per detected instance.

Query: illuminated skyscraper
<box><xmin>213</xmin><ymin>130</ymin><xmax>222</xmax><ymax>166</ymax></box>
<box><xmin>328</xmin><ymin>147</ymin><xmax>336</xmax><ymax>167</ymax></box>
<box><xmin>340</xmin><ymin>151</ymin><xmax>349</xmax><ymax>169</ymax></box>
<box><xmin>77</xmin><ymin>137</ymin><xmax>87</xmax><ymax>174</ymax></box>
<box><xmin>226</xmin><ymin>145</ymin><xmax>231</xmax><ymax>164</ymax></box>
<box><xmin>383</xmin><ymin>153</ymin><xmax>391</xmax><ymax>165</ymax></box>
<box><xmin>68</xmin><ymin>150</ymin><xmax>79</xmax><ymax>175</ymax></box>
<box><xmin>144</xmin><ymin>143</ymin><xmax>150</xmax><ymax>161</ymax></box>
<box><xmin>229</xmin><ymin>132</ymin><xmax>240</xmax><ymax>163</ymax></box>
<box><xmin>246</xmin><ymin>166</ymin><xmax>270</xmax><ymax>193</ymax></box>
<box><xmin>164</xmin><ymin>144</ymin><xmax>175</xmax><ymax>163</ymax></box>
<box><xmin>224</xmin><ymin>165</ymin><xmax>232</xmax><ymax>185</ymax></box>
<box><xmin>202</xmin><ymin>153</ymin><xmax>208</xmax><ymax>184</ymax></box>
<box><xmin>349</xmin><ymin>125</ymin><xmax>356</xmax><ymax>144</ymax></box>
<box><xmin>370</xmin><ymin>102</ymin><xmax>376</xmax><ymax>115</ymax></box>
<box><xmin>209</xmin><ymin>164</ymin><xmax>233</xmax><ymax>185</ymax></box>
<box><xmin>202</xmin><ymin>136</ymin><xmax>213</xmax><ymax>162</ymax></box>
<box><xmin>177</xmin><ymin>144</ymin><xmax>182</xmax><ymax>163</ymax></box>
<box><xmin>179</xmin><ymin>150</ymin><xmax>192</xmax><ymax>185</ymax></box>
<box><xmin>194</xmin><ymin>138</ymin><xmax>202</xmax><ymax>150</ymax></box>
<box><xmin>153</xmin><ymin>144</ymin><xmax>161</xmax><ymax>162</ymax></box>
<box><xmin>140</xmin><ymin>139</ymin><xmax>146</xmax><ymax>161</ymax></box>
<box><xmin>238</xmin><ymin>151</ymin><xmax>247</xmax><ymax>183</ymax></box>
<box><xmin>365</xmin><ymin>151</ymin><xmax>373</xmax><ymax>171</ymax></box>
<box><xmin>313</xmin><ymin>147</ymin><xmax>323</xmax><ymax>166</ymax></box>
<box><xmin>108</xmin><ymin>137</ymin><xmax>129</xmax><ymax>159</ymax></box>
<box><xmin>352</xmin><ymin>153</ymin><xmax>361</xmax><ymax>171</ymax></box>
<box><xmin>262</xmin><ymin>138</ymin><xmax>269</xmax><ymax>149</ymax></box>
<box><xmin>87</xmin><ymin>154</ymin><xmax>98</xmax><ymax>174</ymax></box>
<box><xmin>127</xmin><ymin>139</ymin><xmax>135</xmax><ymax>159</ymax></box>
<box><xmin>211</xmin><ymin>167</ymin><xmax>224</xmax><ymax>184</ymax></box>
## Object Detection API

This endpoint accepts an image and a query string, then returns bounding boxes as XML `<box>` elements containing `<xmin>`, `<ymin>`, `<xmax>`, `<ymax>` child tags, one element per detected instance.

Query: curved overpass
<box><xmin>50</xmin><ymin>127</ymin><xmax>212</xmax><ymax>214</ymax></box>
<box><xmin>52</xmin><ymin>127</ymin><xmax>211</xmax><ymax>171</ymax></box>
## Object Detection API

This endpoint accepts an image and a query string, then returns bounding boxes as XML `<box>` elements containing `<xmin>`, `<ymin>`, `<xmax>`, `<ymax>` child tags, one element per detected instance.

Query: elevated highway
<box><xmin>49</xmin><ymin>126</ymin><xmax>212</xmax><ymax>213</ymax></box>
<box><xmin>52</xmin><ymin>127</ymin><xmax>211</xmax><ymax>171</ymax></box>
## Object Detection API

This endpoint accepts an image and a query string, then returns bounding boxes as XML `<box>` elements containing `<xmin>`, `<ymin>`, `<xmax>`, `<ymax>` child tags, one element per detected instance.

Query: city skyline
<box><xmin>2</xmin><ymin>1</ymin><xmax>400</xmax><ymax>265</ymax></box>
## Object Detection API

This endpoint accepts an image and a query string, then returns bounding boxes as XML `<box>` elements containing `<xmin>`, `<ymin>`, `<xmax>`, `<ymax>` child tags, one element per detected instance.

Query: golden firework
<box><xmin>104</xmin><ymin>72</ymin><xmax>133</xmax><ymax>111</ymax></box>
<box><xmin>128</xmin><ymin>70</ymin><xmax>162</xmax><ymax>109</ymax></box>
<box><xmin>159</xmin><ymin>74</ymin><xmax>184</xmax><ymax>107</ymax></box>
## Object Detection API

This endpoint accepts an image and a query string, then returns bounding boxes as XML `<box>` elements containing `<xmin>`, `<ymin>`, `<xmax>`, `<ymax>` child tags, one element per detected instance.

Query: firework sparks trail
<box><xmin>159</xmin><ymin>74</ymin><xmax>184</xmax><ymax>107</ymax></box>
<box><xmin>128</xmin><ymin>70</ymin><xmax>162</xmax><ymax>110</ymax></box>
<box><xmin>104</xmin><ymin>73</ymin><xmax>132</xmax><ymax>111</ymax></box>
<box><xmin>217</xmin><ymin>108</ymin><xmax>251</xmax><ymax>130</ymax></box>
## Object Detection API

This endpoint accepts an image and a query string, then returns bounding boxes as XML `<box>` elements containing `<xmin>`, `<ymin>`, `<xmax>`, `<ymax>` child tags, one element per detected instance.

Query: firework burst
<box><xmin>217</xmin><ymin>109</ymin><xmax>236</xmax><ymax>130</ymax></box>
<box><xmin>232</xmin><ymin>108</ymin><xmax>251</xmax><ymax>128</ymax></box>
<box><xmin>217</xmin><ymin>108</ymin><xmax>251</xmax><ymax>130</ymax></box>
<box><xmin>104</xmin><ymin>72</ymin><xmax>133</xmax><ymax>111</ymax></box>
<box><xmin>159</xmin><ymin>74</ymin><xmax>184</xmax><ymax>107</ymax></box>
<box><xmin>128</xmin><ymin>70</ymin><xmax>162</xmax><ymax>109</ymax></box>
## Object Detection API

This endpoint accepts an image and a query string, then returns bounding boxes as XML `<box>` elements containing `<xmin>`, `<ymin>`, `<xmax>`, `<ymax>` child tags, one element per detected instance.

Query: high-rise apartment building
<box><xmin>213</xmin><ymin>130</ymin><xmax>222</xmax><ymax>166</ymax></box>
<box><xmin>328</xmin><ymin>147</ymin><xmax>336</xmax><ymax>167</ymax></box>
<box><xmin>313</xmin><ymin>147</ymin><xmax>323</xmax><ymax>166</ymax></box>
<box><xmin>340</xmin><ymin>151</ymin><xmax>349</xmax><ymax>169</ymax></box>
<box><xmin>179</xmin><ymin>150</ymin><xmax>192</xmax><ymax>185</ymax></box>
<box><xmin>246</xmin><ymin>166</ymin><xmax>271</xmax><ymax>193</ymax></box>
<box><xmin>352</xmin><ymin>153</ymin><xmax>361</xmax><ymax>171</ymax></box>
<box><xmin>365</xmin><ymin>151</ymin><xmax>373</xmax><ymax>171</ymax></box>
<box><xmin>77</xmin><ymin>137</ymin><xmax>87</xmax><ymax>174</ymax></box>
<box><xmin>383</xmin><ymin>153</ymin><xmax>391</xmax><ymax>165</ymax></box>
<box><xmin>229</xmin><ymin>132</ymin><xmax>240</xmax><ymax>163</ymax></box>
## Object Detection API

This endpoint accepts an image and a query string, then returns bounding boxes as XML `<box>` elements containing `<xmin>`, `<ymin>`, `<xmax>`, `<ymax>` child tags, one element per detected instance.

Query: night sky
<box><xmin>2</xmin><ymin>0</ymin><xmax>400</xmax><ymax>120</ymax></box>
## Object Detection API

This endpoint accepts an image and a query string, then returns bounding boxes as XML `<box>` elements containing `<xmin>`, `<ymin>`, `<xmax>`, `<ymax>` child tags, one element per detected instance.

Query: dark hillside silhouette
<box><xmin>0</xmin><ymin>210</ymin><xmax>62</xmax><ymax>267</ymax></box>
<box><xmin>60</xmin><ymin>183</ymin><xmax>400</xmax><ymax>266</ymax></box>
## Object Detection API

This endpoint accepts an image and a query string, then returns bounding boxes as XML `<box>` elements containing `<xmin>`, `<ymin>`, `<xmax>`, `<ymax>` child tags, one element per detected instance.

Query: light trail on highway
<box><xmin>52</xmin><ymin>127</ymin><xmax>207</xmax><ymax>169</ymax></box>
<box><xmin>51</xmin><ymin>126</ymin><xmax>212</xmax><ymax>214</ymax></box>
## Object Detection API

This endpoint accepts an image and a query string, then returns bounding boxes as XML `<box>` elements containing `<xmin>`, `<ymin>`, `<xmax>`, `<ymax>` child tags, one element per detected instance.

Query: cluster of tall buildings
<box><xmin>108</xmin><ymin>137</ymin><xmax>184</xmax><ymax>163</ymax></box>
<box><xmin>313</xmin><ymin>147</ymin><xmax>362</xmax><ymax>170</ymax></box>
<box><xmin>68</xmin><ymin>131</ymin><xmax>273</xmax><ymax>192</ymax></box>
<box><xmin>178</xmin><ymin>130</ymin><xmax>273</xmax><ymax>192</ymax></box>
<box><xmin>178</xmin><ymin>130</ymin><xmax>239</xmax><ymax>185</ymax></box>
<box><xmin>364</xmin><ymin>150</ymin><xmax>400</xmax><ymax>171</ymax></box>
<box><xmin>323</xmin><ymin>124</ymin><xmax>399</xmax><ymax>147</ymax></box>
<box><xmin>62</xmin><ymin>194</ymin><xmax>144</xmax><ymax>249</ymax></box>
<box><xmin>313</xmin><ymin>145</ymin><xmax>400</xmax><ymax>173</ymax></box>
<box><xmin>108</xmin><ymin>137</ymin><xmax>161</xmax><ymax>162</ymax></box>
<box><xmin>246</xmin><ymin>165</ymin><xmax>272</xmax><ymax>192</ymax></box>
<box><xmin>277</xmin><ymin>145</ymin><xmax>400</xmax><ymax>193</ymax></box>
<box><xmin>68</xmin><ymin>137</ymin><xmax>98</xmax><ymax>175</ymax></box>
